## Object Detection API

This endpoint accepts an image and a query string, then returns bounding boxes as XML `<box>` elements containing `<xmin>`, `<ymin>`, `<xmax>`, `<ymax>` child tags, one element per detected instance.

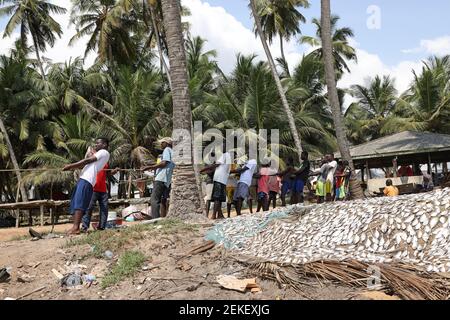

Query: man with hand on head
<box><xmin>63</xmin><ymin>138</ymin><xmax>110</xmax><ymax>235</ymax></box>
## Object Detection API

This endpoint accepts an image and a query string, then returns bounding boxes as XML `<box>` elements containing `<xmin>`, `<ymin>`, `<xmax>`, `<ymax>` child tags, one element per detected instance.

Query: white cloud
<box><xmin>340</xmin><ymin>48</ymin><xmax>423</xmax><ymax>95</ymax></box>
<box><xmin>0</xmin><ymin>0</ymin><xmax>96</xmax><ymax>67</ymax></box>
<box><xmin>184</xmin><ymin>0</ymin><xmax>305</xmax><ymax>74</ymax></box>
<box><xmin>402</xmin><ymin>36</ymin><xmax>450</xmax><ymax>56</ymax></box>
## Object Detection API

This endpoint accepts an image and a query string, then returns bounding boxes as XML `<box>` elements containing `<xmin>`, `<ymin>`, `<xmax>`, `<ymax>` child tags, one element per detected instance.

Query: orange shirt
<box><xmin>383</xmin><ymin>185</ymin><xmax>399</xmax><ymax>197</ymax></box>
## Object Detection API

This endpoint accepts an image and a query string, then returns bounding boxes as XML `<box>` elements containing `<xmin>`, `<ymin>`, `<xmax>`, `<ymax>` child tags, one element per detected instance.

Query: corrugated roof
<box><xmin>335</xmin><ymin>131</ymin><xmax>450</xmax><ymax>160</ymax></box>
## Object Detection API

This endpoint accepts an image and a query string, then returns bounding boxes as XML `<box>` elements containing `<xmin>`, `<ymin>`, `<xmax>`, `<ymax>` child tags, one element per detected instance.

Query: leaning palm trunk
<box><xmin>31</xmin><ymin>33</ymin><xmax>47</xmax><ymax>81</ymax></box>
<box><xmin>320</xmin><ymin>0</ymin><xmax>363</xmax><ymax>199</ymax></box>
<box><xmin>161</xmin><ymin>0</ymin><xmax>203</xmax><ymax>217</ymax></box>
<box><xmin>250</xmin><ymin>0</ymin><xmax>302</xmax><ymax>162</ymax></box>
<box><xmin>149</xmin><ymin>2</ymin><xmax>172</xmax><ymax>90</ymax></box>
<box><xmin>0</xmin><ymin>116</ymin><xmax>28</xmax><ymax>203</ymax></box>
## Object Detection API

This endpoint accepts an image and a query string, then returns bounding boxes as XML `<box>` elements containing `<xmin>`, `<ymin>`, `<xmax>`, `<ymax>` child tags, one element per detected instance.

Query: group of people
<box><xmin>63</xmin><ymin>137</ymin><xmax>175</xmax><ymax>235</ymax></box>
<box><xmin>200</xmin><ymin>150</ymin><xmax>353</xmax><ymax>219</ymax></box>
<box><xmin>63</xmin><ymin>137</ymin><xmax>356</xmax><ymax>231</ymax></box>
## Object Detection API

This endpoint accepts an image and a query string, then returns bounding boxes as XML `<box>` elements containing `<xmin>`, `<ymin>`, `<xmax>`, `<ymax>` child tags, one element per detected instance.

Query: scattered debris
<box><xmin>0</xmin><ymin>268</ymin><xmax>11</xmax><ymax>283</ymax></box>
<box><xmin>186</xmin><ymin>282</ymin><xmax>204</xmax><ymax>292</ymax></box>
<box><xmin>28</xmin><ymin>262</ymin><xmax>41</xmax><ymax>269</ymax></box>
<box><xmin>216</xmin><ymin>275</ymin><xmax>259</xmax><ymax>293</ymax></box>
<box><xmin>177</xmin><ymin>262</ymin><xmax>193</xmax><ymax>272</ymax></box>
<box><xmin>104</xmin><ymin>251</ymin><xmax>114</xmax><ymax>259</ymax></box>
<box><xmin>52</xmin><ymin>269</ymin><xmax>64</xmax><ymax>280</ymax></box>
<box><xmin>16</xmin><ymin>286</ymin><xmax>47</xmax><ymax>300</ymax></box>
<box><xmin>177</xmin><ymin>241</ymin><xmax>215</xmax><ymax>262</ymax></box>
<box><xmin>83</xmin><ymin>274</ymin><xmax>96</xmax><ymax>283</ymax></box>
<box><xmin>61</xmin><ymin>273</ymin><xmax>83</xmax><ymax>287</ymax></box>
<box><xmin>17</xmin><ymin>273</ymin><xmax>34</xmax><ymax>283</ymax></box>
<box><xmin>29</xmin><ymin>228</ymin><xmax>43</xmax><ymax>239</ymax></box>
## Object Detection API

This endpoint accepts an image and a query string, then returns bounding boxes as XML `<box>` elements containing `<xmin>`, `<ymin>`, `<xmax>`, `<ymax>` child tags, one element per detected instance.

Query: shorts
<box><xmin>335</xmin><ymin>185</ymin><xmax>345</xmax><ymax>199</ymax></box>
<box><xmin>292</xmin><ymin>179</ymin><xmax>305</xmax><ymax>194</ymax></box>
<box><xmin>269</xmin><ymin>191</ymin><xmax>278</xmax><ymax>198</ymax></box>
<box><xmin>233</xmin><ymin>182</ymin><xmax>250</xmax><ymax>201</ymax></box>
<box><xmin>325</xmin><ymin>180</ymin><xmax>332</xmax><ymax>195</ymax></box>
<box><xmin>316</xmin><ymin>180</ymin><xmax>325</xmax><ymax>197</ymax></box>
<box><xmin>226</xmin><ymin>186</ymin><xmax>235</xmax><ymax>204</ymax></box>
<box><xmin>70</xmin><ymin>179</ymin><xmax>93</xmax><ymax>214</ymax></box>
<box><xmin>211</xmin><ymin>182</ymin><xmax>226</xmax><ymax>202</ymax></box>
<box><xmin>281</xmin><ymin>180</ymin><xmax>292</xmax><ymax>197</ymax></box>
<box><xmin>204</xmin><ymin>183</ymin><xmax>214</xmax><ymax>202</ymax></box>
<box><xmin>258</xmin><ymin>192</ymin><xmax>268</xmax><ymax>200</ymax></box>
<box><xmin>162</xmin><ymin>185</ymin><xmax>171</xmax><ymax>200</ymax></box>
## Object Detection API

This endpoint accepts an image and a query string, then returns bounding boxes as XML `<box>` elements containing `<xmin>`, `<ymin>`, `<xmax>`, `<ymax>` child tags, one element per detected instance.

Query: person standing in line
<box><xmin>81</xmin><ymin>161</ymin><xmax>119</xmax><ymax>231</ymax></box>
<box><xmin>278</xmin><ymin>157</ymin><xmax>295</xmax><ymax>207</ymax></box>
<box><xmin>226</xmin><ymin>161</ymin><xmax>238</xmax><ymax>217</ymax></box>
<box><xmin>141</xmin><ymin>138</ymin><xmax>175</xmax><ymax>219</ymax></box>
<box><xmin>325</xmin><ymin>154</ymin><xmax>338</xmax><ymax>202</ymax></box>
<box><xmin>292</xmin><ymin>151</ymin><xmax>310</xmax><ymax>204</ymax></box>
<box><xmin>201</xmin><ymin>148</ymin><xmax>231</xmax><ymax>220</ymax></box>
<box><xmin>63</xmin><ymin>138</ymin><xmax>110</xmax><ymax>235</ymax></box>
<box><xmin>232</xmin><ymin>158</ymin><xmax>257</xmax><ymax>216</ymax></box>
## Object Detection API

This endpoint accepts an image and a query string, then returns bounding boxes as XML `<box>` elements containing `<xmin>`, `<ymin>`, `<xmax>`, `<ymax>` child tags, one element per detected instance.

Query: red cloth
<box><xmin>94</xmin><ymin>163</ymin><xmax>109</xmax><ymax>193</ymax></box>
<box><xmin>398</xmin><ymin>166</ymin><xmax>413</xmax><ymax>177</ymax></box>
<box><xmin>258</xmin><ymin>167</ymin><xmax>270</xmax><ymax>194</ymax></box>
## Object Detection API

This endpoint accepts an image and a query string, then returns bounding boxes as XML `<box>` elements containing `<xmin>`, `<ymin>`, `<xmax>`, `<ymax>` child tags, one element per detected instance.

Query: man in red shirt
<box><xmin>81</xmin><ymin>161</ymin><xmax>119</xmax><ymax>231</ymax></box>
<box><xmin>398</xmin><ymin>165</ymin><xmax>414</xmax><ymax>177</ymax></box>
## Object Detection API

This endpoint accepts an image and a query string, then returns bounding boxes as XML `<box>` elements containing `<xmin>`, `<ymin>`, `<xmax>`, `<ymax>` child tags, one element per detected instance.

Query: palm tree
<box><xmin>345</xmin><ymin>75</ymin><xmax>399</xmax><ymax>142</ymax></box>
<box><xmin>154</xmin><ymin>0</ymin><xmax>204</xmax><ymax>216</ymax></box>
<box><xmin>320</xmin><ymin>0</ymin><xmax>363</xmax><ymax>199</ymax></box>
<box><xmin>0</xmin><ymin>0</ymin><xmax>67</xmax><ymax>80</ymax></box>
<box><xmin>0</xmin><ymin>117</ymin><xmax>28</xmax><ymax>202</ymax></box>
<box><xmin>69</xmin><ymin>0</ymin><xmax>137</xmax><ymax>66</ymax></box>
<box><xmin>394</xmin><ymin>56</ymin><xmax>450</xmax><ymax>134</ymax></box>
<box><xmin>249</xmin><ymin>0</ymin><xmax>303</xmax><ymax>162</ymax></box>
<box><xmin>301</xmin><ymin>15</ymin><xmax>356</xmax><ymax>76</ymax></box>
<box><xmin>256</xmin><ymin>0</ymin><xmax>309</xmax><ymax>76</ymax></box>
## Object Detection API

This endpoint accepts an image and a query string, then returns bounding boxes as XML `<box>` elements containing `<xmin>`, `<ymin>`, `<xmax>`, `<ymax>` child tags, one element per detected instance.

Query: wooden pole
<box><xmin>427</xmin><ymin>153</ymin><xmax>432</xmax><ymax>175</ymax></box>
<box><xmin>16</xmin><ymin>209</ymin><xmax>20</xmax><ymax>228</ymax></box>
<box><xmin>40</xmin><ymin>205</ymin><xmax>44</xmax><ymax>227</ymax></box>
<box><xmin>127</xmin><ymin>173</ymin><xmax>132</xmax><ymax>199</ymax></box>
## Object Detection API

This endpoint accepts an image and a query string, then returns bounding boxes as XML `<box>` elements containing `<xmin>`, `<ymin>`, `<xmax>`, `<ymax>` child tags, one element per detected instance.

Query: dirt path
<box><xmin>0</xmin><ymin>219</ymin><xmax>358</xmax><ymax>300</ymax></box>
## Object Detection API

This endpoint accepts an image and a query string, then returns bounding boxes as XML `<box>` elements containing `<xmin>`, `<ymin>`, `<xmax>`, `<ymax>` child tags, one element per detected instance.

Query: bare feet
<box><xmin>66</xmin><ymin>228</ymin><xmax>80</xmax><ymax>235</ymax></box>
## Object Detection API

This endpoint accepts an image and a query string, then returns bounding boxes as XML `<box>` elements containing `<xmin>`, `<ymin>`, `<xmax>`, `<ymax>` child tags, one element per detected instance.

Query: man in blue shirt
<box><xmin>142</xmin><ymin>137</ymin><xmax>175</xmax><ymax>218</ymax></box>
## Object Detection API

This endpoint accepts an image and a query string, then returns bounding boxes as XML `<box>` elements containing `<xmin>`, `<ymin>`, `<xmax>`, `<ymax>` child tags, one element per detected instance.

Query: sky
<box><xmin>1</xmin><ymin>0</ymin><xmax>450</xmax><ymax>96</ymax></box>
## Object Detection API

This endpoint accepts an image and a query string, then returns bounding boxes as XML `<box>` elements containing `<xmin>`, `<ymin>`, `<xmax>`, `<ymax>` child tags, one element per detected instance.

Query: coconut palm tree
<box><xmin>249</xmin><ymin>0</ymin><xmax>303</xmax><ymax>162</ymax></box>
<box><xmin>345</xmin><ymin>75</ymin><xmax>399</xmax><ymax>142</ymax></box>
<box><xmin>69</xmin><ymin>0</ymin><xmax>137</xmax><ymax>66</ymax></box>
<box><xmin>394</xmin><ymin>56</ymin><xmax>450</xmax><ymax>134</ymax></box>
<box><xmin>320</xmin><ymin>0</ymin><xmax>363</xmax><ymax>199</ymax></box>
<box><xmin>160</xmin><ymin>0</ymin><xmax>203</xmax><ymax>216</ymax></box>
<box><xmin>256</xmin><ymin>0</ymin><xmax>309</xmax><ymax>76</ymax></box>
<box><xmin>0</xmin><ymin>0</ymin><xmax>67</xmax><ymax>80</ymax></box>
<box><xmin>301</xmin><ymin>15</ymin><xmax>356</xmax><ymax>76</ymax></box>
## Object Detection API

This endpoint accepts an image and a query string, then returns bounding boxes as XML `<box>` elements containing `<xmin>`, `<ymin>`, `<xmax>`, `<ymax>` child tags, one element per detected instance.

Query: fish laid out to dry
<box><xmin>206</xmin><ymin>188</ymin><xmax>450</xmax><ymax>273</ymax></box>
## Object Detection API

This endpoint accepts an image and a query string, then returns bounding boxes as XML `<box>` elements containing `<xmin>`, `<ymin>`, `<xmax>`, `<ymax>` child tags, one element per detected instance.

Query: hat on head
<box><xmin>158</xmin><ymin>137</ymin><xmax>173</xmax><ymax>145</ymax></box>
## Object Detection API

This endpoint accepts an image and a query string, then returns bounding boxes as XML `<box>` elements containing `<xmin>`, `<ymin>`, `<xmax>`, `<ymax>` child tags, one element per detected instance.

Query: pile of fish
<box><xmin>207</xmin><ymin>188</ymin><xmax>450</xmax><ymax>273</ymax></box>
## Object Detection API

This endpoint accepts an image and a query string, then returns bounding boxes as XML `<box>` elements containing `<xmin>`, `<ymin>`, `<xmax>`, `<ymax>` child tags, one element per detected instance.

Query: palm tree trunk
<box><xmin>279</xmin><ymin>33</ymin><xmax>290</xmax><ymax>77</ymax></box>
<box><xmin>31</xmin><ymin>33</ymin><xmax>46</xmax><ymax>81</ymax></box>
<box><xmin>320</xmin><ymin>0</ymin><xmax>363</xmax><ymax>199</ymax></box>
<box><xmin>250</xmin><ymin>0</ymin><xmax>302</xmax><ymax>162</ymax></box>
<box><xmin>160</xmin><ymin>0</ymin><xmax>203</xmax><ymax>217</ymax></box>
<box><xmin>0</xmin><ymin>117</ymin><xmax>28</xmax><ymax>203</ymax></box>
<box><xmin>149</xmin><ymin>3</ymin><xmax>172</xmax><ymax>90</ymax></box>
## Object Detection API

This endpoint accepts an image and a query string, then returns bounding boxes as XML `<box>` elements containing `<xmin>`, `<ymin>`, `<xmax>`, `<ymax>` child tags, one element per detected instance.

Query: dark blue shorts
<box><xmin>292</xmin><ymin>179</ymin><xmax>305</xmax><ymax>194</ymax></box>
<box><xmin>70</xmin><ymin>179</ymin><xmax>93</xmax><ymax>215</ymax></box>
<box><xmin>281</xmin><ymin>180</ymin><xmax>292</xmax><ymax>196</ymax></box>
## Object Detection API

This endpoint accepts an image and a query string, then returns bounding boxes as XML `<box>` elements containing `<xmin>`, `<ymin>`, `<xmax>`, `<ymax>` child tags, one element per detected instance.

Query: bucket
<box><xmin>107</xmin><ymin>211</ymin><xmax>117</xmax><ymax>222</ymax></box>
